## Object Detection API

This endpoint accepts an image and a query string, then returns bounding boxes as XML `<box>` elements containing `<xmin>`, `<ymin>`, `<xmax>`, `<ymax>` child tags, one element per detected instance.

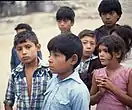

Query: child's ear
<box><xmin>71</xmin><ymin>21</ymin><xmax>74</xmax><ymax>26</ymax></box>
<box><xmin>36</xmin><ymin>44</ymin><xmax>41</xmax><ymax>51</ymax></box>
<box><xmin>116</xmin><ymin>51</ymin><xmax>121</xmax><ymax>58</ymax></box>
<box><xmin>70</xmin><ymin>54</ymin><xmax>78</xmax><ymax>65</ymax></box>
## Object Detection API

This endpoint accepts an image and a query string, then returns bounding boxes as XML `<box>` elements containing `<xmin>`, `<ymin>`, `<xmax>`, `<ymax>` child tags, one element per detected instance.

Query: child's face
<box><xmin>98</xmin><ymin>44</ymin><xmax>120</xmax><ymax>66</ymax></box>
<box><xmin>48</xmin><ymin>51</ymin><xmax>75</xmax><ymax>78</ymax></box>
<box><xmin>57</xmin><ymin>19</ymin><xmax>73</xmax><ymax>33</ymax></box>
<box><xmin>100</xmin><ymin>11</ymin><xmax>120</xmax><ymax>27</ymax></box>
<box><xmin>98</xmin><ymin>44</ymin><xmax>112</xmax><ymax>65</ymax></box>
<box><xmin>15</xmin><ymin>40</ymin><xmax>40</xmax><ymax>65</ymax></box>
<box><xmin>81</xmin><ymin>36</ymin><xmax>96</xmax><ymax>59</ymax></box>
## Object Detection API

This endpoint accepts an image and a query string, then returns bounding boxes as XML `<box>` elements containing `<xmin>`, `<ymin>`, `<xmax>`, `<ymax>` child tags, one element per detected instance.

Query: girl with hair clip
<box><xmin>90</xmin><ymin>35</ymin><xmax>132</xmax><ymax>110</ymax></box>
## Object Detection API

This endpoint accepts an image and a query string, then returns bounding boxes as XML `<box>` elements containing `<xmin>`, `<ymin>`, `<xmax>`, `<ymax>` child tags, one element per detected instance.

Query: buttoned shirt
<box><xmin>4</xmin><ymin>58</ymin><xmax>52</xmax><ymax>110</ymax></box>
<box><xmin>41</xmin><ymin>71</ymin><xmax>90</xmax><ymax>110</ymax></box>
<box><xmin>75</xmin><ymin>54</ymin><xmax>98</xmax><ymax>74</ymax></box>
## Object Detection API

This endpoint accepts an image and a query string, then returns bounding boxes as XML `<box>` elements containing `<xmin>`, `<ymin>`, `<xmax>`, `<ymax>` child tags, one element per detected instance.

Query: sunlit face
<box><xmin>57</xmin><ymin>19</ymin><xmax>74</xmax><ymax>33</ymax></box>
<box><xmin>101</xmin><ymin>11</ymin><xmax>120</xmax><ymax>27</ymax></box>
<box><xmin>98</xmin><ymin>44</ymin><xmax>112</xmax><ymax>65</ymax></box>
<box><xmin>48</xmin><ymin>51</ymin><xmax>75</xmax><ymax>77</ymax></box>
<box><xmin>15</xmin><ymin>40</ymin><xmax>40</xmax><ymax>65</ymax></box>
<box><xmin>81</xmin><ymin>36</ymin><xmax>96</xmax><ymax>59</ymax></box>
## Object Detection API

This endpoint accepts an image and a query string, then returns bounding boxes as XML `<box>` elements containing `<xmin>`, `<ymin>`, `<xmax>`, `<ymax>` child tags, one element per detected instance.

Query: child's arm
<box><xmin>4</xmin><ymin>74</ymin><xmax>15</xmax><ymax>110</ymax></box>
<box><xmin>90</xmin><ymin>73</ymin><xmax>105</xmax><ymax>105</ymax></box>
<box><xmin>100</xmin><ymin>72</ymin><xmax>132</xmax><ymax>108</ymax></box>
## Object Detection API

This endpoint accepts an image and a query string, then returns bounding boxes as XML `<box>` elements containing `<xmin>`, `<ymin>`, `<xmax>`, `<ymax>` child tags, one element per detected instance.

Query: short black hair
<box><xmin>47</xmin><ymin>32</ymin><xmax>83</xmax><ymax>69</ymax></box>
<box><xmin>98</xmin><ymin>0</ymin><xmax>122</xmax><ymax>19</ymax></box>
<box><xmin>98</xmin><ymin>35</ymin><xmax>126</xmax><ymax>62</ymax></box>
<box><xmin>14</xmin><ymin>23</ymin><xmax>32</xmax><ymax>31</ymax></box>
<box><xmin>56</xmin><ymin>6</ymin><xmax>75</xmax><ymax>23</ymax></box>
<box><xmin>14</xmin><ymin>31</ymin><xmax>39</xmax><ymax>48</ymax></box>
<box><xmin>111</xmin><ymin>25</ymin><xmax>132</xmax><ymax>54</ymax></box>
<box><xmin>78</xmin><ymin>29</ymin><xmax>96</xmax><ymax>40</ymax></box>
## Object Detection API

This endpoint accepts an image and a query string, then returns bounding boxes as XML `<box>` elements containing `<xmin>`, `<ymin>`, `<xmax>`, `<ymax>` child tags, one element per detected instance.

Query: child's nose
<box><xmin>22</xmin><ymin>48</ymin><xmax>27</xmax><ymax>54</ymax></box>
<box><xmin>48</xmin><ymin>56</ymin><xmax>53</xmax><ymax>63</ymax></box>
<box><xmin>105</xmin><ymin>13</ymin><xmax>111</xmax><ymax>19</ymax></box>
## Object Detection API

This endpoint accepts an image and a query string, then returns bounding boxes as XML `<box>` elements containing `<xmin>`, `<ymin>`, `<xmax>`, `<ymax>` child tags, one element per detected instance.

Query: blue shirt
<box><xmin>4</xmin><ymin>58</ymin><xmax>52</xmax><ymax>110</ymax></box>
<box><xmin>41</xmin><ymin>71</ymin><xmax>90</xmax><ymax>110</ymax></box>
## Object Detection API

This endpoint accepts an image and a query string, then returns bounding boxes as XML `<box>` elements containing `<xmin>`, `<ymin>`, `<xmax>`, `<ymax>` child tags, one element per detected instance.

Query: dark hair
<box><xmin>14</xmin><ymin>31</ymin><xmax>39</xmax><ymax>48</ymax></box>
<box><xmin>111</xmin><ymin>25</ymin><xmax>132</xmax><ymax>54</ymax></box>
<box><xmin>98</xmin><ymin>0</ymin><xmax>122</xmax><ymax>20</ymax></box>
<box><xmin>14</xmin><ymin>23</ymin><xmax>32</xmax><ymax>31</ymax></box>
<box><xmin>47</xmin><ymin>32</ymin><xmax>83</xmax><ymax>69</ymax></box>
<box><xmin>98</xmin><ymin>35</ymin><xmax>126</xmax><ymax>62</ymax></box>
<box><xmin>56</xmin><ymin>6</ymin><xmax>75</xmax><ymax>23</ymax></box>
<box><xmin>78</xmin><ymin>29</ymin><xmax>96</xmax><ymax>40</ymax></box>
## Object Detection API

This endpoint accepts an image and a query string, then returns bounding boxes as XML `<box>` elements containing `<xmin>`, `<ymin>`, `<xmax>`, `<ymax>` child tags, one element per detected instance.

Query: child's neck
<box><xmin>61</xmin><ymin>30</ymin><xmax>71</xmax><ymax>33</ymax></box>
<box><xmin>82</xmin><ymin>55</ymin><xmax>91</xmax><ymax>62</ymax></box>
<box><xmin>106</xmin><ymin>62</ymin><xmax>121</xmax><ymax>75</ymax></box>
<box><xmin>24</xmin><ymin>58</ymin><xmax>38</xmax><ymax>70</ymax></box>
<box><xmin>104</xmin><ymin>24</ymin><xmax>118</xmax><ymax>34</ymax></box>
<box><xmin>58</xmin><ymin>69</ymin><xmax>74</xmax><ymax>80</ymax></box>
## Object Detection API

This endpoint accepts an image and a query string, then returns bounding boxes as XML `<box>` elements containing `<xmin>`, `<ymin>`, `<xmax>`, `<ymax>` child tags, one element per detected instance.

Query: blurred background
<box><xmin>0</xmin><ymin>1</ymin><xmax>132</xmax><ymax>109</ymax></box>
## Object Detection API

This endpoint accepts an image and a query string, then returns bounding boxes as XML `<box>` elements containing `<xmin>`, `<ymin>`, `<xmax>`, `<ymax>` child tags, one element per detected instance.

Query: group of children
<box><xmin>4</xmin><ymin>0</ymin><xmax>132</xmax><ymax>110</ymax></box>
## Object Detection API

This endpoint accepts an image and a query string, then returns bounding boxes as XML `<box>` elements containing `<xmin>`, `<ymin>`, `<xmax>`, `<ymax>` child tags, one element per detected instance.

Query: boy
<box><xmin>94</xmin><ymin>0</ymin><xmax>122</xmax><ymax>42</ymax></box>
<box><xmin>10</xmin><ymin>23</ymin><xmax>43</xmax><ymax>70</ymax></box>
<box><xmin>41</xmin><ymin>32</ymin><xmax>90</xmax><ymax>110</ymax></box>
<box><xmin>56</xmin><ymin>6</ymin><xmax>75</xmax><ymax>33</ymax></box>
<box><xmin>4</xmin><ymin>31</ymin><xmax>52</xmax><ymax>110</ymax></box>
<box><xmin>76</xmin><ymin>29</ymin><xmax>103</xmax><ymax>90</ymax></box>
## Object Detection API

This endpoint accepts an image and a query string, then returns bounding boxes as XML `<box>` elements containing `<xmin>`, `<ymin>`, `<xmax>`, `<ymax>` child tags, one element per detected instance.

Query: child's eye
<box><xmin>16</xmin><ymin>48</ymin><xmax>22</xmax><ymax>51</ymax></box>
<box><xmin>103</xmin><ymin>49</ymin><xmax>108</xmax><ymax>53</ymax></box>
<box><xmin>109</xmin><ymin>11</ymin><xmax>116</xmax><ymax>15</ymax></box>
<box><xmin>90</xmin><ymin>42</ymin><xmax>96</xmax><ymax>46</ymax></box>
<box><xmin>63</xmin><ymin>19</ymin><xmax>69</xmax><ymax>22</ymax></box>
<box><xmin>82</xmin><ymin>41</ymin><xmax>87</xmax><ymax>44</ymax></box>
<box><xmin>54</xmin><ymin>53</ymin><xmax>59</xmax><ymax>57</ymax></box>
<box><xmin>25</xmin><ymin>45</ymin><xmax>31</xmax><ymax>49</ymax></box>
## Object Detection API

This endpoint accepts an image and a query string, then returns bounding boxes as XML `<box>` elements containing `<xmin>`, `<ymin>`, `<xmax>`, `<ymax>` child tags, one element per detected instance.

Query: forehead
<box><xmin>99</xmin><ymin>44</ymin><xmax>108</xmax><ymax>50</ymax></box>
<box><xmin>81</xmin><ymin>36</ymin><xmax>96</xmax><ymax>41</ymax></box>
<box><xmin>16</xmin><ymin>40</ymin><xmax>35</xmax><ymax>47</ymax></box>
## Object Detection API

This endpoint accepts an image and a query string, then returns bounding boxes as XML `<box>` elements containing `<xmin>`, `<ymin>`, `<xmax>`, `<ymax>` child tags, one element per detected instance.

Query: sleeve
<box><xmin>71</xmin><ymin>86</ymin><xmax>90</xmax><ymax>110</ymax></box>
<box><xmin>3</xmin><ymin>74</ymin><xmax>15</xmax><ymax>107</ymax></box>
<box><xmin>10</xmin><ymin>48</ymin><xmax>15</xmax><ymax>71</ymax></box>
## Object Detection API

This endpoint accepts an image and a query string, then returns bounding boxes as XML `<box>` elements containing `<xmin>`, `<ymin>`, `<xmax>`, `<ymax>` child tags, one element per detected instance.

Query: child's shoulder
<box><xmin>93</xmin><ymin>67</ymin><xmax>106</xmax><ymax>77</ymax></box>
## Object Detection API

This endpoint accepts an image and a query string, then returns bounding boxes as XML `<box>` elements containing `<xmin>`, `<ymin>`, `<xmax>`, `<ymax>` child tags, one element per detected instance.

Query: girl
<box><xmin>90</xmin><ymin>35</ymin><xmax>132</xmax><ymax>110</ymax></box>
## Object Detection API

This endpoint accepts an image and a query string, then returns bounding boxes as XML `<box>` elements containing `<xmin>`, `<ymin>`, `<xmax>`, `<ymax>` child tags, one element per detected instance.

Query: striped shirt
<box><xmin>4</xmin><ymin>58</ymin><xmax>52</xmax><ymax>110</ymax></box>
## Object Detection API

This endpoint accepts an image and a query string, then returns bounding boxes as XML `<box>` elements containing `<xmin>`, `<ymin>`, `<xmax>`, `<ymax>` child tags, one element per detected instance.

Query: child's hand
<box><xmin>96</xmin><ymin>78</ymin><xmax>106</xmax><ymax>95</ymax></box>
<box><xmin>98</xmin><ymin>77</ymin><xmax>115</xmax><ymax>91</ymax></box>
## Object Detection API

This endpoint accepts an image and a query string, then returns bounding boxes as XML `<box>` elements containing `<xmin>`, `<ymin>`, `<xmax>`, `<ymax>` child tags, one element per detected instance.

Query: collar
<box><xmin>81</xmin><ymin>54</ymin><xmax>98</xmax><ymax>63</ymax></box>
<box><xmin>14</xmin><ymin>57</ymin><xmax>49</xmax><ymax>72</ymax></box>
<box><xmin>55</xmin><ymin>70</ymin><xmax>82</xmax><ymax>84</ymax></box>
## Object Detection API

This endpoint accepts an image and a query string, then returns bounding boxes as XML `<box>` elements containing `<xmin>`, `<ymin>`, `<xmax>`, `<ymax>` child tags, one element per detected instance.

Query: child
<box><xmin>10</xmin><ymin>23</ymin><xmax>43</xmax><ymax>71</ymax></box>
<box><xmin>4</xmin><ymin>31</ymin><xmax>52</xmax><ymax>110</ymax></box>
<box><xmin>41</xmin><ymin>32</ymin><xmax>90</xmax><ymax>110</ymax></box>
<box><xmin>76</xmin><ymin>29</ymin><xmax>104</xmax><ymax>90</ymax></box>
<box><xmin>56</xmin><ymin>6</ymin><xmax>75</xmax><ymax>33</ymax></box>
<box><xmin>111</xmin><ymin>25</ymin><xmax>132</xmax><ymax>54</ymax></box>
<box><xmin>90</xmin><ymin>35</ymin><xmax>132</xmax><ymax>110</ymax></box>
<box><xmin>94</xmin><ymin>0</ymin><xmax>122</xmax><ymax>42</ymax></box>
